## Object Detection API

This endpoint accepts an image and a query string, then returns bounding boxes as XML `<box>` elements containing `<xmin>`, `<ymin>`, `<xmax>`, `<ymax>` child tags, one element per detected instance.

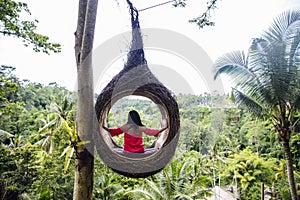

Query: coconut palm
<box><xmin>35</xmin><ymin>95</ymin><xmax>76</xmax><ymax>154</ymax></box>
<box><xmin>214</xmin><ymin>10</ymin><xmax>300</xmax><ymax>200</ymax></box>
<box><xmin>34</xmin><ymin>95</ymin><xmax>78</xmax><ymax>172</ymax></box>
<box><xmin>126</xmin><ymin>154</ymin><xmax>211</xmax><ymax>199</ymax></box>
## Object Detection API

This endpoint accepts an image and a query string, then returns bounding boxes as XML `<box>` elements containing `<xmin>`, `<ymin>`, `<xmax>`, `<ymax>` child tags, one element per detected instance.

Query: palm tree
<box><xmin>35</xmin><ymin>113</ymin><xmax>57</xmax><ymax>154</ymax></box>
<box><xmin>126</xmin><ymin>155</ymin><xmax>211</xmax><ymax>199</ymax></box>
<box><xmin>214</xmin><ymin>10</ymin><xmax>300</xmax><ymax>200</ymax></box>
<box><xmin>35</xmin><ymin>95</ymin><xmax>75</xmax><ymax>153</ymax></box>
<box><xmin>94</xmin><ymin>171</ymin><xmax>125</xmax><ymax>199</ymax></box>
<box><xmin>34</xmin><ymin>95</ymin><xmax>78</xmax><ymax>171</ymax></box>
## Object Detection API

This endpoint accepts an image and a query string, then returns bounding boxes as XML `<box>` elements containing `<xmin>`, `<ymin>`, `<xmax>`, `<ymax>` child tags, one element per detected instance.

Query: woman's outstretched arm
<box><xmin>102</xmin><ymin>126</ymin><xmax>124</xmax><ymax>137</ymax></box>
<box><xmin>143</xmin><ymin>125</ymin><xmax>168</xmax><ymax>137</ymax></box>
<box><xmin>142</xmin><ymin>119</ymin><xmax>168</xmax><ymax>137</ymax></box>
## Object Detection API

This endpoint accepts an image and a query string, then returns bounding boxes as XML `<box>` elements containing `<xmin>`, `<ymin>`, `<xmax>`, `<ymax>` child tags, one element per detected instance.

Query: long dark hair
<box><xmin>127</xmin><ymin>110</ymin><xmax>144</xmax><ymax>126</ymax></box>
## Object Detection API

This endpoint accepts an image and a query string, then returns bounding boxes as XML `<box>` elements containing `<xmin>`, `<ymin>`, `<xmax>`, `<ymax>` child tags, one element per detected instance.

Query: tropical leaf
<box><xmin>0</xmin><ymin>129</ymin><xmax>14</xmax><ymax>140</ymax></box>
<box><xmin>59</xmin><ymin>145</ymin><xmax>75</xmax><ymax>173</ymax></box>
<box><xmin>37</xmin><ymin>118</ymin><xmax>56</xmax><ymax>134</ymax></box>
<box><xmin>146</xmin><ymin>177</ymin><xmax>165</xmax><ymax>199</ymax></box>
<box><xmin>162</xmin><ymin>168</ymin><xmax>174</xmax><ymax>197</ymax></box>
<box><xmin>124</xmin><ymin>189</ymin><xmax>153</xmax><ymax>200</ymax></box>
<box><xmin>214</xmin><ymin>50</ymin><xmax>254</xmax><ymax>82</ymax></box>
<box><xmin>60</xmin><ymin>117</ymin><xmax>77</xmax><ymax>142</ymax></box>
<box><xmin>232</xmin><ymin>88</ymin><xmax>263</xmax><ymax>116</ymax></box>
<box><xmin>215</xmin><ymin>10</ymin><xmax>300</xmax><ymax>119</ymax></box>
<box><xmin>263</xmin><ymin>10</ymin><xmax>300</xmax><ymax>43</ymax></box>
<box><xmin>173</xmin><ymin>192</ymin><xmax>193</xmax><ymax>200</ymax></box>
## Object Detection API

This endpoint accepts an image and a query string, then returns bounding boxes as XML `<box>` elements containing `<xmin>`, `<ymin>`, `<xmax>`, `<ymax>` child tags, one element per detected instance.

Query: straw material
<box><xmin>94</xmin><ymin>0</ymin><xmax>180</xmax><ymax>178</ymax></box>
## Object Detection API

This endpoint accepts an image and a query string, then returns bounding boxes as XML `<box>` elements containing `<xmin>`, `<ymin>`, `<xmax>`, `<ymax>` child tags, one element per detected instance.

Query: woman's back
<box><xmin>121</xmin><ymin>124</ymin><xmax>147</xmax><ymax>137</ymax></box>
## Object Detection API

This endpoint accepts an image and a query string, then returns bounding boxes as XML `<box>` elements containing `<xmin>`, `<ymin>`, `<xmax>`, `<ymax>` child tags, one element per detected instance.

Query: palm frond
<box><xmin>0</xmin><ymin>129</ymin><xmax>14</xmax><ymax>138</ymax></box>
<box><xmin>232</xmin><ymin>88</ymin><xmax>263</xmax><ymax>117</ymax></box>
<box><xmin>267</xmin><ymin>58</ymin><xmax>290</xmax><ymax>101</ymax></box>
<box><xmin>124</xmin><ymin>188</ymin><xmax>153</xmax><ymax>199</ymax></box>
<box><xmin>249</xmin><ymin>38</ymin><xmax>268</xmax><ymax>70</ymax></box>
<box><xmin>174</xmin><ymin>192</ymin><xmax>193</xmax><ymax>200</ymax></box>
<box><xmin>177</xmin><ymin>162</ymin><xmax>190</xmax><ymax>191</ymax></box>
<box><xmin>37</xmin><ymin>119</ymin><xmax>56</xmax><ymax>134</ymax></box>
<box><xmin>263</xmin><ymin>10</ymin><xmax>300</xmax><ymax>42</ymax></box>
<box><xmin>253</xmin><ymin>42</ymin><xmax>287</xmax><ymax>96</ymax></box>
<box><xmin>285</xmin><ymin>25</ymin><xmax>300</xmax><ymax>62</ymax></box>
<box><xmin>214</xmin><ymin>50</ymin><xmax>254</xmax><ymax>82</ymax></box>
<box><xmin>293</xmin><ymin>41</ymin><xmax>300</xmax><ymax>66</ymax></box>
<box><xmin>59</xmin><ymin>145</ymin><xmax>75</xmax><ymax>172</ymax></box>
<box><xmin>249</xmin><ymin>37</ymin><xmax>298</xmax><ymax>105</ymax></box>
<box><xmin>214</xmin><ymin>49</ymin><xmax>275</xmax><ymax>106</ymax></box>
<box><xmin>259</xmin><ymin>10</ymin><xmax>300</xmax><ymax>102</ymax></box>
<box><xmin>162</xmin><ymin>168</ymin><xmax>175</xmax><ymax>196</ymax></box>
<box><xmin>144</xmin><ymin>178</ymin><xmax>164</xmax><ymax>199</ymax></box>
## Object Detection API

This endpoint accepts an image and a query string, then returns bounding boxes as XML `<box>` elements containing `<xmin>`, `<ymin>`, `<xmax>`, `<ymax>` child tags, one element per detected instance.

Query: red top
<box><xmin>108</xmin><ymin>127</ymin><xmax>160</xmax><ymax>153</ymax></box>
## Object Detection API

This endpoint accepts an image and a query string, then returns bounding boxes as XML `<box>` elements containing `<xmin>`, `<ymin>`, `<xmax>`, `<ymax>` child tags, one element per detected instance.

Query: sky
<box><xmin>1</xmin><ymin>0</ymin><xmax>300</xmax><ymax>95</ymax></box>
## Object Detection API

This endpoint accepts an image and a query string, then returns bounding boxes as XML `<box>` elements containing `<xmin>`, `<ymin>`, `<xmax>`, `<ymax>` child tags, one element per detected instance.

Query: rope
<box><xmin>138</xmin><ymin>0</ymin><xmax>176</xmax><ymax>12</ymax></box>
<box><xmin>126</xmin><ymin>0</ymin><xmax>139</xmax><ymax>29</ymax></box>
<box><xmin>125</xmin><ymin>0</ymin><xmax>147</xmax><ymax>69</ymax></box>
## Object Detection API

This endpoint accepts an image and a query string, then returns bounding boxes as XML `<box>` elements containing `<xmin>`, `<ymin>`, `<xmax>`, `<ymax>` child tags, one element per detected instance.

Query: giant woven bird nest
<box><xmin>95</xmin><ymin>0</ymin><xmax>180</xmax><ymax>178</ymax></box>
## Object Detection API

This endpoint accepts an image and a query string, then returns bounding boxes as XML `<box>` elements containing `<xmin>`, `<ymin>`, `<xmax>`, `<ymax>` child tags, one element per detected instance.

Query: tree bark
<box><xmin>282</xmin><ymin>139</ymin><xmax>298</xmax><ymax>200</ymax></box>
<box><xmin>0</xmin><ymin>179</ymin><xmax>5</xmax><ymax>199</ymax></box>
<box><xmin>73</xmin><ymin>0</ymin><xmax>98</xmax><ymax>199</ymax></box>
<box><xmin>261</xmin><ymin>182</ymin><xmax>264</xmax><ymax>200</ymax></box>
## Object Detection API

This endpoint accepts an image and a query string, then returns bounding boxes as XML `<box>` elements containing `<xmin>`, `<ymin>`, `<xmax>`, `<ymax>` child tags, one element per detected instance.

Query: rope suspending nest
<box><xmin>138</xmin><ymin>0</ymin><xmax>176</xmax><ymax>12</ymax></box>
<box><xmin>125</xmin><ymin>0</ymin><xmax>146</xmax><ymax>70</ymax></box>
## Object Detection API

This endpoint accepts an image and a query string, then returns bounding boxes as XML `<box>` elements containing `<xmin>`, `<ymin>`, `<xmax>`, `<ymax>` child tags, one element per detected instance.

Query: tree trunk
<box><xmin>261</xmin><ymin>182</ymin><xmax>264</xmax><ymax>200</ymax></box>
<box><xmin>73</xmin><ymin>0</ymin><xmax>98</xmax><ymax>199</ymax></box>
<box><xmin>0</xmin><ymin>179</ymin><xmax>5</xmax><ymax>199</ymax></box>
<box><xmin>282</xmin><ymin>139</ymin><xmax>298</xmax><ymax>200</ymax></box>
<box><xmin>73</xmin><ymin>147</ymin><xmax>94</xmax><ymax>199</ymax></box>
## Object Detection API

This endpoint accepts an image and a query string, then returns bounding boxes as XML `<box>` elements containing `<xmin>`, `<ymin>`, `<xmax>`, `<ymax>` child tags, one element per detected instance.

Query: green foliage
<box><xmin>126</xmin><ymin>152</ymin><xmax>211</xmax><ymax>200</ymax></box>
<box><xmin>214</xmin><ymin>10</ymin><xmax>300</xmax><ymax>139</ymax></box>
<box><xmin>0</xmin><ymin>144</ymin><xmax>39</xmax><ymax>199</ymax></box>
<box><xmin>93</xmin><ymin>160</ymin><xmax>128</xmax><ymax>199</ymax></box>
<box><xmin>214</xmin><ymin>10</ymin><xmax>300</xmax><ymax>199</ymax></box>
<box><xmin>0</xmin><ymin>0</ymin><xmax>61</xmax><ymax>54</ymax></box>
<box><xmin>0</xmin><ymin>66</ymin><xmax>75</xmax><ymax>199</ymax></box>
<box><xmin>28</xmin><ymin>149</ymin><xmax>74</xmax><ymax>200</ymax></box>
<box><xmin>239</xmin><ymin>117</ymin><xmax>281</xmax><ymax>155</ymax></box>
<box><xmin>0</xmin><ymin>66</ymin><xmax>299</xmax><ymax>199</ymax></box>
<box><xmin>222</xmin><ymin>148</ymin><xmax>282</xmax><ymax>199</ymax></box>
<box><xmin>291</xmin><ymin>132</ymin><xmax>300</xmax><ymax>168</ymax></box>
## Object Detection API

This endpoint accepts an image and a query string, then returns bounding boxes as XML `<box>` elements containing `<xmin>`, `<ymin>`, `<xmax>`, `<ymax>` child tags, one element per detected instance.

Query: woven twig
<box><xmin>94</xmin><ymin>0</ymin><xmax>180</xmax><ymax>178</ymax></box>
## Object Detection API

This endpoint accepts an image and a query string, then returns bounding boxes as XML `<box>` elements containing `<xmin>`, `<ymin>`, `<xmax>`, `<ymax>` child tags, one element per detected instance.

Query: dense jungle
<box><xmin>1</xmin><ymin>65</ymin><xmax>299</xmax><ymax>199</ymax></box>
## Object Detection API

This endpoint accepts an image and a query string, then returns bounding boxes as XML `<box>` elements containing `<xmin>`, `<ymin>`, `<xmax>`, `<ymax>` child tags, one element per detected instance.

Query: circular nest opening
<box><xmin>105</xmin><ymin>95</ymin><xmax>168</xmax><ymax>152</ymax></box>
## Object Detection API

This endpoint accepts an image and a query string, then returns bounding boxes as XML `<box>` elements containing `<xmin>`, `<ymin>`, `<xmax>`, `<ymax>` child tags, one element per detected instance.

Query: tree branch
<box><xmin>189</xmin><ymin>0</ymin><xmax>220</xmax><ymax>29</ymax></box>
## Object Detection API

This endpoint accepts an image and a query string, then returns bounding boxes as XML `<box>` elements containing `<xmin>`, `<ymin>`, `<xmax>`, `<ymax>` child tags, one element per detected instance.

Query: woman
<box><xmin>103</xmin><ymin>110</ymin><xmax>168</xmax><ymax>153</ymax></box>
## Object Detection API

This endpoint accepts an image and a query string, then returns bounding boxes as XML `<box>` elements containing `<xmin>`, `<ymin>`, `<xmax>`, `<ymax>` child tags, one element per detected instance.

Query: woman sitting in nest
<box><xmin>103</xmin><ymin>110</ymin><xmax>168</xmax><ymax>153</ymax></box>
